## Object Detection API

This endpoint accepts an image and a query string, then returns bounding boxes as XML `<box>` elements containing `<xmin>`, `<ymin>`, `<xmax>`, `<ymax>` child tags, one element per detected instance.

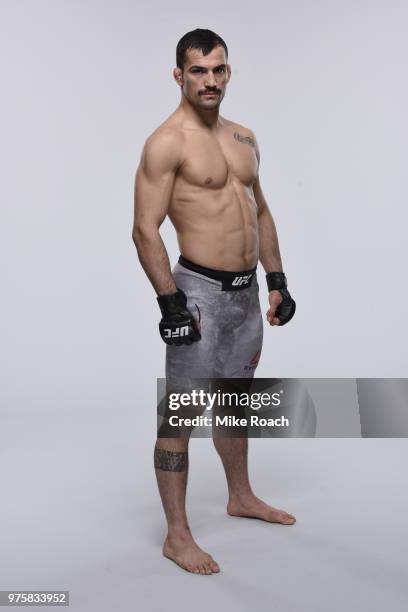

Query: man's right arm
<box><xmin>132</xmin><ymin>128</ymin><xmax>183</xmax><ymax>295</ymax></box>
<box><xmin>132</xmin><ymin>129</ymin><xmax>201</xmax><ymax>345</ymax></box>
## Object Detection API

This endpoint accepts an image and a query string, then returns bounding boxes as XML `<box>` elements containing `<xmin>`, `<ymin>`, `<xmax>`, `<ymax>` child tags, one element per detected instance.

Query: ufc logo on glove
<box><xmin>164</xmin><ymin>326</ymin><xmax>189</xmax><ymax>339</ymax></box>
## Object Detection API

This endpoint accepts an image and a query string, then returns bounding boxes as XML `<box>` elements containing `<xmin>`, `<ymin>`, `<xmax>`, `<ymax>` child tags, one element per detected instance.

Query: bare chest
<box><xmin>178</xmin><ymin>129</ymin><xmax>259</xmax><ymax>189</ymax></box>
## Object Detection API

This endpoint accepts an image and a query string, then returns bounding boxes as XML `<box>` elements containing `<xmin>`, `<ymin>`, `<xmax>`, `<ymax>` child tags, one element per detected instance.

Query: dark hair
<box><xmin>176</xmin><ymin>28</ymin><xmax>228</xmax><ymax>70</ymax></box>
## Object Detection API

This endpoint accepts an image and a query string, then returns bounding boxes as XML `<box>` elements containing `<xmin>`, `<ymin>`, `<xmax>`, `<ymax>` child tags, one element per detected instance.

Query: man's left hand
<box><xmin>266</xmin><ymin>289</ymin><xmax>296</xmax><ymax>326</ymax></box>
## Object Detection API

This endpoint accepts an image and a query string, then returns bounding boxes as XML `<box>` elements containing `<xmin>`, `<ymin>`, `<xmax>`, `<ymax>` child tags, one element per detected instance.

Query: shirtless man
<box><xmin>132</xmin><ymin>29</ymin><xmax>296</xmax><ymax>575</ymax></box>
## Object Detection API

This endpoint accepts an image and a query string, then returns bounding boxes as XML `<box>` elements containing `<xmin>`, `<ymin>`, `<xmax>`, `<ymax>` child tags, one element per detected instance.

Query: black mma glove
<box><xmin>157</xmin><ymin>288</ymin><xmax>201</xmax><ymax>345</ymax></box>
<box><xmin>266</xmin><ymin>272</ymin><xmax>296</xmax><ymax>326</ymax></box>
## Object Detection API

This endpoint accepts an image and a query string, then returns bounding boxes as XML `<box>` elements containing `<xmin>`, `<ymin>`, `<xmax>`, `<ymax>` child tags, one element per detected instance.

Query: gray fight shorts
<box><xmin>166</xmin><ymin>255</ymin><xmax>264</xmax><ymax>380</ymax></box>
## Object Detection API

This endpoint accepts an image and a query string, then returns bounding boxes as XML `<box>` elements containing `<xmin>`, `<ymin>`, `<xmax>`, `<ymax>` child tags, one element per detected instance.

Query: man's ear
<box><xmin>173</xmin><ymin>67</ymin><xmax>184</xmax><ymax>85</ymax></box>
<box><xmin>226</xmin><ymin>64</ymin><xmax>232</xmax><ymax>83</ymax></box>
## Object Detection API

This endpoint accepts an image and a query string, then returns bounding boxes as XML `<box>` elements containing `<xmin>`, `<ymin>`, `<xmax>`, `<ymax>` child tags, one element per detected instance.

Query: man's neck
<box><xmin>179</xmin><ymin>96</ymin><xmax>221</xmax><ymax>130</ymax></box>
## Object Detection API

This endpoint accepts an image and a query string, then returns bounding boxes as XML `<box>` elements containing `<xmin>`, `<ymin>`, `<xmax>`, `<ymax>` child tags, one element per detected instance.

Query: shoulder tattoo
<box><xmin>234</xmin><ymin>131</ymin><xmax>255</xmax><ymax>149</ymax></box>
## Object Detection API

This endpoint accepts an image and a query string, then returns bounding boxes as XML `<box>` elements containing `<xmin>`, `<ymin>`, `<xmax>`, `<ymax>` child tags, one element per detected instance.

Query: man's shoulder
<box><xmin>141</xmin><ymin>118</ymin><xmax>185</xmax><ymax>169</ymax></box>
<box><xmin>145</xmin><ymin>120</ymin><xmax>184</xmax><ymax>150</ymax></box>
<box><xmin>222</xmin><ymin>117</ymin><xmax>256</xmax><ymax>139</ymax></box>
<box><xmin>222</xmin><ymin>118</ymin><xmax>259</xmax><ymax>156</ymax></box>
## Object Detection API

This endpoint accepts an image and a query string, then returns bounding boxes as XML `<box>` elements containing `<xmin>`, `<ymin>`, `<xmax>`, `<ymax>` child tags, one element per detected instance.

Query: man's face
<box><xmin>176</xmin><ymin>46</ymin><xmax>231</xmax><ymax>110</ymax></box>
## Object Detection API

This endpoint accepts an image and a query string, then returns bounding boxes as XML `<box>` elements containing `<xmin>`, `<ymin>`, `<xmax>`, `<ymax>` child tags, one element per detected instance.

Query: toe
<box><xmin>284</xmin><ymin>513</ymin><xmax>296</xmax><ymax>523</ymax></box>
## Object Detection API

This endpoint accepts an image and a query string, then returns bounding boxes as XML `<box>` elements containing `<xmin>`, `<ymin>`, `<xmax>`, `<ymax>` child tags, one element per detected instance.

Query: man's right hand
<box><xmin>157</xmin><ymin>288</ymin><xmax>201</xmax><ymax>345</ymax></box>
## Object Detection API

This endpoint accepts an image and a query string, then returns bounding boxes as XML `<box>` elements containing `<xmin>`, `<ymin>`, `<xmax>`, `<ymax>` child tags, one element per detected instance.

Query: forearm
<box><xmin>133</xmin><ymin>227</ymin><xmax>176</xmax><ymax>295</ymax></box>
<box><xmin>258</xmin><ymin>207</ymin><xmax>283</xmax><ymax>273</ymax></box>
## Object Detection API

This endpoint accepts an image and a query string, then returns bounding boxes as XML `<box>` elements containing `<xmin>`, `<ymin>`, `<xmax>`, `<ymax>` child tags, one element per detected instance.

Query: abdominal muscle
<box><xmin>169</xmin><ymin>180</ymin><xmax>259</xmax><ymax>272</ymax></box>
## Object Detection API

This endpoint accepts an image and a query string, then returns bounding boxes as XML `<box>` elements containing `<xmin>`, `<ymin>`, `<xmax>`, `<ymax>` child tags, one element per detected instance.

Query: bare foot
<box><xmin>227</xmin><ymin>495</ymin><xmax>296</xmax><ymax>525</ymax></box>
<box><xmin>163</xmin><ymin>530</ymin><xmax>220</xmax><ymax>574</ymax></box>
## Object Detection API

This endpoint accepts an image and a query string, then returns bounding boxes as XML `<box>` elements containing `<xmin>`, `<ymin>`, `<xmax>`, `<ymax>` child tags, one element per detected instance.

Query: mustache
<box><xmin>199</xmin><ymin>89</ymin><xmax>221</xmax><ymax>95</ymax></box>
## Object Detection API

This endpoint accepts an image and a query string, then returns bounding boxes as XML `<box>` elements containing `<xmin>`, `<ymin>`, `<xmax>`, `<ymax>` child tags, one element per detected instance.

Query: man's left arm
<box><xmin>253</xmin><ymin>175</ymin><xmax>283</xmax><ymax>275</ymax></box>
<box><xmin>252</xmin><ymin>135</ymin><xmax>296</xmax><ymax>326</ymax></box>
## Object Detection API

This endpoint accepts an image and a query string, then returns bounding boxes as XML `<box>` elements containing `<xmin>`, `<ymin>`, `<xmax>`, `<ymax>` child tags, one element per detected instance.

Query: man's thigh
<box><xmin>165</xmin><ymin>267</ymin><xmax>221</xmax><ymax>380</ymax></box>
<box><xmin>215</xmin><ymin>283</ymin><xmax>264</xmax><ymax>378</ymax></box>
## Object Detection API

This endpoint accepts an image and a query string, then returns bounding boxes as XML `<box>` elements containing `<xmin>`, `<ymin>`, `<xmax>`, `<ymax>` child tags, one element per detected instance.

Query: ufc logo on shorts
<box><xmin>232</xmin><ymin>274</ymin><xmax>252</xmax><ymax>286</ymax></box>
<box><xmin>164</xmin><ymin>326</ymin><xmax>189</xmax><ymax>339</ymax></box>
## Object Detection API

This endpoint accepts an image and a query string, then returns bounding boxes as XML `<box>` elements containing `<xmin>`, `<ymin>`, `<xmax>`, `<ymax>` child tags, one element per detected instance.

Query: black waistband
<box><xmin>178</xmin><ymin>255</ymin><xmax>257</xmax><ymax>291</ymax></box>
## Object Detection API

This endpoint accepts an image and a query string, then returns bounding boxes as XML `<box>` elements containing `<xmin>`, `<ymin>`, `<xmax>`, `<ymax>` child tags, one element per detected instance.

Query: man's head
<box><xmin>174</xmin><ymin>28</ymin><xmax>231</xmax><ymax>110</ymax></box>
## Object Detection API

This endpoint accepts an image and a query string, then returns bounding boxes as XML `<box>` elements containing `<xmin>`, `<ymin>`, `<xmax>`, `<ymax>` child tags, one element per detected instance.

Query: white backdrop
<box><xmin>1</xmin><ymin>2</ymin><xmax>408</xmax><ymax>610</ymax></box>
